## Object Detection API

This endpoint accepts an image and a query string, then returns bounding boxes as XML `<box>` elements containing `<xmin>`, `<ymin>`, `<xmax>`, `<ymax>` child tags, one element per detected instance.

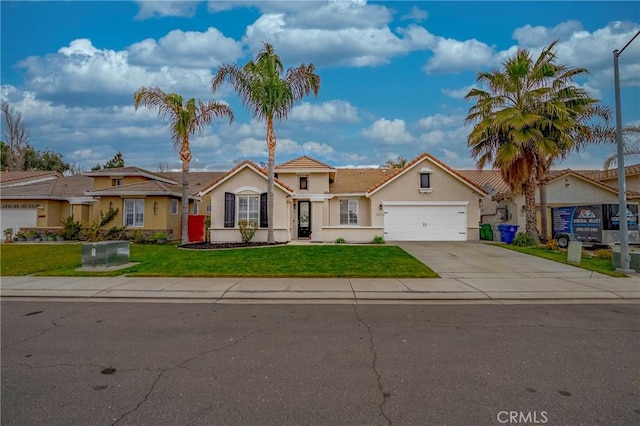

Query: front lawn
<box><xmin>497</xmin><ymin>244</ymin><xmax>627</xmax><ymax>277</ymax></box>
<box><xmin>0</xmin><ymin>243</ymin><xmax>438</xmax><ymax>278</ymax></box>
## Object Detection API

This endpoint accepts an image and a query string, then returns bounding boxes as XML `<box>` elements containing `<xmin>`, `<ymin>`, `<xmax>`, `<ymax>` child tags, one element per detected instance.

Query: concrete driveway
<box><xmin>396</xmin><ymin>241</ymin><xmax>606</xmax><ymax>279</ymax></box>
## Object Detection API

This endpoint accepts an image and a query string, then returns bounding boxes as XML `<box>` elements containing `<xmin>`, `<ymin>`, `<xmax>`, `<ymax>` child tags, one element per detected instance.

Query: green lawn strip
<box><xmin>1</xmin><ymin>244</ymin><xmax>437</xmax><ymax>278</ymax></box>
<box><xmin>496</xmin><ymin>244</ymin><xmax>627</xmax><ymax>277</ymax></box>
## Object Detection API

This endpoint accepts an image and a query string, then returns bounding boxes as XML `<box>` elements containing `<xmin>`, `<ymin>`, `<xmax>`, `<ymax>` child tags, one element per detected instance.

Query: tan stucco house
<box><xmin>0</xmin><ymin>167</ymin><xmax>223</xmax><ymax>241</ymax></box>
<box><xmin>199</xmin><ymin>153</ymin><xmax>488</xmax><ymax>243</ymax></box>
<box><xmin>458</xmin><ymin>164</ymin><xmax>640</xmax><ymax>240</ymax></box>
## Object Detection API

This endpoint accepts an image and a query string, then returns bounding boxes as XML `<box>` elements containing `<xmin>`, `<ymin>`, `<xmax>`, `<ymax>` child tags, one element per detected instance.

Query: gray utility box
<box><xmin>82</xmin><ymin>241</ymin><xmax>130</xmax><ymax>267</ymax></box>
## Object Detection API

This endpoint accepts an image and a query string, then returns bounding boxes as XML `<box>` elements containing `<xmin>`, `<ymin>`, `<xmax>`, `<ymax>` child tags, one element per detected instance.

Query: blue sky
<box><xmin>1</xmin><ymin>1</ymin><xmax>639</xmax><ymax>172</ymax></box>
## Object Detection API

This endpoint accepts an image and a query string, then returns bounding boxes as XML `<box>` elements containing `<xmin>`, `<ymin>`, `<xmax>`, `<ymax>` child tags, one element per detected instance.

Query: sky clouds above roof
<box><xmin>1</xmin><ymin>1</ymin><xmax>639</xmax><ymax>172</ymax></box>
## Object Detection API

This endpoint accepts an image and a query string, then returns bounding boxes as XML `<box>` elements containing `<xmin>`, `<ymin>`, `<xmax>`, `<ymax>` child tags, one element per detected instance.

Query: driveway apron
<box><xmin>395</xmin><ymin>241</ymin><xmax>603</xmax><ymax>279</ymax></box>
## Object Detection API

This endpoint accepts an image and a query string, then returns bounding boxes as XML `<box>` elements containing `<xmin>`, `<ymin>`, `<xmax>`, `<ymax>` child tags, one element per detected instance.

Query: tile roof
<box><xmin>158</xmin><ymin>171</ymin><xmax>227</xmax><ymax>195</ymax></box>
<box><xmin>367</xmin><ymin>152</ymin><xmax>488</xmax><ymax>195</ymax></box>
<box><xmin>276</xmin><ymin>155</ymin><xmax>336</xmax><ymax>170</ymax></box>
<box><xmin>329</xmin><ymin>168</ymin><xmax>401</xmax><ymax>193</ymax></box>
<box><xmin>85</xmin><ymin>179</ymin><xmax>185</xmax><ymax>197</ymax></box>
<box><xmin>84</xmin><ymin>167</ymin><xmax>178</xmax><ymax>184</ymax></box>
<box><xmin>456</xmin><ymin>169</ymin><xmax>510</xmax><ymax>195</ymax></box>
<box><xmin>0</xmin><ymin>175</ymin><xmax>93</xmax><ymax>198</ymax></box>
<box><xmin>198</xmin><ymin>160</ymin><xmax>294</xmax><ymax>195</ymax></box>
<box><xmin>1</xmin><ymin>170</ymin><xmax>62</xmax><ymax>186</ymax></box>
<box><xmin>579</xmin><ymin>163</ymin><xmax>640</xmax><ymax>181</ymax></box>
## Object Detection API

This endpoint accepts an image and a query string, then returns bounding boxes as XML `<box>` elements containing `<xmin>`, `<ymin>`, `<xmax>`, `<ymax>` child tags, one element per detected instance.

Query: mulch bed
<box><xmin>179</xmin><ymin>241</ymin><xmax>288</xmax><ymax>250</ymax></box>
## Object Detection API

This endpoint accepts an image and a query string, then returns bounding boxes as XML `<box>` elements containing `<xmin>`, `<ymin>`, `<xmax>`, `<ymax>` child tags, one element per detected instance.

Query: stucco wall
<box><xmin>321</xmin><ymin>226</ymin><xmax>385</xmax><ymax>243</ymax></box>
<box><xmin>277</xmin><ymin>171</ymin><xmax>330</xmax><ymax>194</ymax></box>
<box><xmin>92</xmin><ymin>175</ymin><xmax>151</xmax><ymax>190</ymax></box>
<box><xmin>367</xmin><ymin>160</ymin><xmax>483</xmax><ymax>238</ymax></box>
<box><xmin>207</xmin><ymin>167</ymin><xmax>291</xmax><ymax>242</ymax></box>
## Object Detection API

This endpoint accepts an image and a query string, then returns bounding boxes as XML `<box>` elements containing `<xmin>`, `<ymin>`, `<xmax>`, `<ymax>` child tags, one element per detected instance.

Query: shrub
<box><xmin>105</xmin><ymin>226</ymin><xmax>127</xmax><ymax>240</ymax></box>
<box><xmin>335</xmin><ymin>237</ymin><xmax>346</xmax><ymax>244</ymax></box>
<box><xmin>512</xmin><ymin>232</ymin><xmax>536</xmax><ymax>247</ymax></box>
<box><xmin>238</xmin><ymin>220</ymin><xmax>258</xmax><ymax>243</ymax></box>
<box><xmin>153</xmin><ymin>232</ymin><xmax>168</xmax><ymax>244</ymax></box>
<box><xmin>129</xmin><ymin>229</ymin><xmax>145</xmax><ymax>244</ymax></box>
<box><xmin>61</xmin><ymin>216</ymin><xmax>83</xmax><ymax>240</ymax></box>
<box><xmin>83</xmin><ymin>221</ymin><xmax>102</xmax><ymax>242</ymax></box>
<box><xmin>371</xmin><ymin>235</ymin><xmax>385</xmax><ymax>244</ymax></box>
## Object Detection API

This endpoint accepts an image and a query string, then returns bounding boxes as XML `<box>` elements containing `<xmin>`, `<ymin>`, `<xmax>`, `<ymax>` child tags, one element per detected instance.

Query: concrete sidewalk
<box><xmin>1</xmin><ymin>242</ymin><xmax>638</xmax><ymax>303</ymax></box>
<box><xmin>1</xmin><ymin>274</ymin><xmax>638</xmax><ymax>303</ymax></box>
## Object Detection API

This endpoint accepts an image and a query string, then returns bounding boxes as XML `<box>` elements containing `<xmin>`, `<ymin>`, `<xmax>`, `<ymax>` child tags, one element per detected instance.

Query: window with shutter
<box><xmin>224</xmin><ymin>192</ymin><xmax>235</xmax><ymax>228</ymax></box>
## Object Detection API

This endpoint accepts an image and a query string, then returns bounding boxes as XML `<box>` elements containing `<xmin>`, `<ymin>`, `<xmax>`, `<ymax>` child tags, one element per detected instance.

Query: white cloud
<box><xmin>513</xmin><ymin>20</ymin><xmax>584</xmax><ymax>48</ymax></box>
<box><xmin>401</xmin><ymin>6</ymin><xmax>427</xmax><ymax>22</ymax></box>
<box><xmin>418</xmin><ymin>114</ymin><xmax>464</xmax><ymax>130</ymax></box>
<box><xmin>134</xmin><ymin>1</ymin><xmax>200</xmax><ymax>19</ymax></box>
<box><xmin>128</xmin><ymin>28</ymin><xmax>243</xmax><ymax>68</ymax></box>
<box><xmin>301</xmin><ymin>141</ymin><xmax>335</xmax><ymax>156</ymax></box>
<box><xmin>290</xmin><ymin>100</ymin><xmax>359</xmax><ymax>123</ymax></box>
<box><xmin>362</xmin><ymin>118</ymin><xmax>414</xmax><ymax>144</ymax></box>
<box><xmin>422</xmin><ymin>37</ymin><xmax>496</xmax><ymax>74</ymax></box>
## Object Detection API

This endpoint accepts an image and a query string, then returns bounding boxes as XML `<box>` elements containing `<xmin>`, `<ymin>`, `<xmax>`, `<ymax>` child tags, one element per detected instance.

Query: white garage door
<box><xmin>1</xmin><ymin>208</ymin><xmax>37</xmax><ymax>234</ymax></box>
<box><xmin>383</xmin><ymin>202</ymin><xmax>468</xmax><ymax>241</ymax></box>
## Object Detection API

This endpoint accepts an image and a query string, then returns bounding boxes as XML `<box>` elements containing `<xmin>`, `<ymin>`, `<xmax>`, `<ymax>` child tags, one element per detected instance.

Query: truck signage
<box><xmin>552</xmin><ymin>205</ymin><xmax>603</xmax><ymax>243</ymax></box>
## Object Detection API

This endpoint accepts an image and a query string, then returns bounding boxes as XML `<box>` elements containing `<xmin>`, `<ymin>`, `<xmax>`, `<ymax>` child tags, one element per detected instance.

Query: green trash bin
<box><xmin>480</xmin><ymin>223</ymin><xmax>493</xmax><ymax>241</ymax></box>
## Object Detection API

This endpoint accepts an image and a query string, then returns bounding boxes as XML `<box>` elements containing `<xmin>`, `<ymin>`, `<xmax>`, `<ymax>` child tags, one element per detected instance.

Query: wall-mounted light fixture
<box><xmin>379</xmin><ymin>203</ymin><xmax>383</xmax><ymax>211</ymax></box>
<box><xmin>153</xmin><ymin>201</ymin><xmax>158</xmax><ymax>215</ymax></box>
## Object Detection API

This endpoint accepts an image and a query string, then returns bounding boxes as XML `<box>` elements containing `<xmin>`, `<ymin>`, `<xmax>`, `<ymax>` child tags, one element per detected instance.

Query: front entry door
<box><xmin>298</xmin><ymin>201</ymin><xmax>311</xmax><ymax>238</ymax></box>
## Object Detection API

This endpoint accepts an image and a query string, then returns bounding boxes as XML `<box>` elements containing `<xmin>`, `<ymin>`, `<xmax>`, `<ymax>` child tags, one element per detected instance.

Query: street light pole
<box><xmin>612</xmin><ymin>30</ymin><xmax>640</xmax><ymax>272</ymax></box>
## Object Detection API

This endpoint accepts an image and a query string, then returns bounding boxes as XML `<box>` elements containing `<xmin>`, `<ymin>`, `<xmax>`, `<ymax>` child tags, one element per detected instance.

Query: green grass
<box><xmin>0</xmin><ymin>243</ymin><xmax>438</xmax><ymax>278</ymax></box>
<box><xmin>497</xmin><ymin>244</ymin><xmax>627</xmax><ymax>277</ymax></box>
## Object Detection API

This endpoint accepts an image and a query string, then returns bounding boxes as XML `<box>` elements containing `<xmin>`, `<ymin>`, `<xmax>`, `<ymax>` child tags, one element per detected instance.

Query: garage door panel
<box><xmin>384</xmin><ymin>204</ymin><xmax>467</xmax><ymax>241</ymax></box>
<box><xmin>1</xmin><ymin>209</ymin><xmax>37</xmax><ymax>233</ymax></box>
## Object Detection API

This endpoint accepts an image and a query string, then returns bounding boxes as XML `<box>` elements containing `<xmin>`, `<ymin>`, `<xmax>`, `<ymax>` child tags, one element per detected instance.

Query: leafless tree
<box><xmin>1</xmin><ymin>102</ymin><xmax>29</xmax><ymax>171</ymax></box>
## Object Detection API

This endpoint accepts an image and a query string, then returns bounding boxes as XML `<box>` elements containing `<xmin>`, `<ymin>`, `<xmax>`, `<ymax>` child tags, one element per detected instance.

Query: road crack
<box><xmin>352</xmin><ymin>305</ymin><xmax>392</xmax><ymax>425</ymax></box>
<box><xmin>111</xmin><ymin>328</ymin><xmax>266</xmax><ymax>425</ymax></box>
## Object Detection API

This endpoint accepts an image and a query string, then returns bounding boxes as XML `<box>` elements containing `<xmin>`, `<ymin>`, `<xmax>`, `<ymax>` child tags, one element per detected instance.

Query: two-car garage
<box><xmin>383</xmin><ymin>201</ymin><xmax>468</xmax><ymax>241</ymax></box>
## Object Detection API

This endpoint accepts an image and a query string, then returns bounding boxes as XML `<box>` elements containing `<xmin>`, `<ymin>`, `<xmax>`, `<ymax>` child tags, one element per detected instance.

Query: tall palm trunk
<box><xmin>523</xmin><ymin>178</ymin><xmax>539</xmax><ymax>241</ymax></box>
<box><xmin>180</xmin><ymin>136</ymin><xmax>192</xmax><ymax>245</ymax></box>
<box><xmin>266</xmin><ymin>116</ymin><xmax>276</xmax><ymax>243</ymax></box>
<box><xmin>538</xmin><ymin>179</ymin><xmax>548</xmax><ymax>243</ymax></box>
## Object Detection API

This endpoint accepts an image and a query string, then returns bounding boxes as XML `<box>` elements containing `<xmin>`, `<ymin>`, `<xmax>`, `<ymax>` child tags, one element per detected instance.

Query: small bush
<box><xmin>512</xmin><ymin>232</ymin><xmax>536</xmax><ymax>247</ymax></box>
<box><xmin>129</xmin><ymin>229</ymin><xmax>145</xmax><ymax>244</ymax></box>
<box><xmin>61</xmin><ymin>216</ymin><xmax>83</xmax><ymax>240</ymax></box>
<box><xmin>371</xmin><ymin>235</ymin><xmax>385</xmax><ymax>244</ymax></box>
<box><xmin>335</xmin><ymin>237</ymin><xmax>346</xmax><ymax>244</ymax></box>
<box><xmin>105</xmin><ymin>227</ymin><xmax>127</xmax><ymax>240</ymax></box>
<box><xmin>238</xmin><ymin>220</ymin><xmax>258</xmax><ymax>243</ymax></box>
<box><xmin>83</xmin><ymin>221</ymin><xmax>102</xmax><ymax>242</ymax></box>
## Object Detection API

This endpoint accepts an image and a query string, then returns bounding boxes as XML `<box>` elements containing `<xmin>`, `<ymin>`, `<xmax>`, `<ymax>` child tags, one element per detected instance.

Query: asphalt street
<box><xmin>1</xmin><ymin>301</ymin><xmax>639</xmax><ymax>426</ymax></box>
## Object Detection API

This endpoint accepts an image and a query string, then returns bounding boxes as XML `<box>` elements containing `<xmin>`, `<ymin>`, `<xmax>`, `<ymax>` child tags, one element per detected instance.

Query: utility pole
<box><xmin>612</xmin><ymin>30</ymin><xmax>640</xmax><ymax>272</ymax></box>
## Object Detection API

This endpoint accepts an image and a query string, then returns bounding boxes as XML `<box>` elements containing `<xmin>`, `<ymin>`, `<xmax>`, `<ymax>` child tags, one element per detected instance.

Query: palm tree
<box><xmin>134</xmin><ymin>86</ymin><xmax>234</xmax><ymax>244</ymax></box>
<box><xmin>212</xmin><ymin>42</ymin><xmax>320</xmax><ymax>242</ymax></box>
<box><xmin>382</xmin><ymin>155</ymin><xmax>408</xmax><ymax>169</ymax></box>
<box><xmin>466</xmin><ymin>40</ymin><xmax>599</xmax><ymax>240</ymax></box>
<box><xmin>602</xmin><ymin>125</ymin><xmax>640</xmax><ymax>169</ymax></box>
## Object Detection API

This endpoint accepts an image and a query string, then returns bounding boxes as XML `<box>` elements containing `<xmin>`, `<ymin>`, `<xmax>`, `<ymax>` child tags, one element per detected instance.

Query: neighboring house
<box><xmin>581</xmin><ymin>164</ymin><xmax>640</xmax><ymax>199</ymax></box>
<box><xmin>84</xmin><ymin>167</ymin><xmax>223</xmax><ymax>241</ymax></box>
<box><xmin>1</xmin><ymin>170</ymin><xmax>62</xmax><ymax>188</ymax></box>
<box><xmin>0</xmin><ymin>167</ymin><xmax>225</xmax><ymax>241</ymax></box>
<box><xmin>458</xmin><ymin>166</ymin><xmax>640</xmax><ymax>240</ymax></box>
<box><xmin>199</xmin><ymin>153</ymin><xmax>488</xmax><ymax>243</ymax></box>
<box><xmin>0</xmin><ymin>174</ymin><xmax>94</xmax><ymax>233</ymax></box>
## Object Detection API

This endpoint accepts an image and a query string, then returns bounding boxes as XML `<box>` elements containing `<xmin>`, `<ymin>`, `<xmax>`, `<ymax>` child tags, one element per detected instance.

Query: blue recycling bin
<box><xmin>498</xmin><ymin>224</ymin><xmax>519</xmax><ymax>244</ymax></box>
